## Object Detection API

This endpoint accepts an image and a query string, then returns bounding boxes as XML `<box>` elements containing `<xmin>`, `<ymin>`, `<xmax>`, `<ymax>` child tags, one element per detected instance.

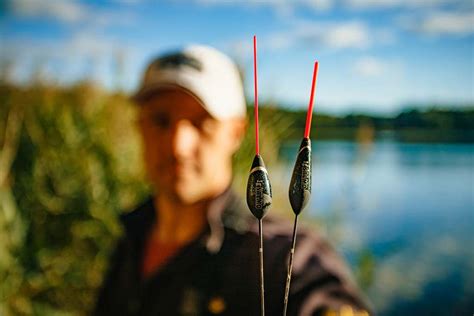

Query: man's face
<box><xmin>138</xmin><ymin>89</ymin><xmax>244</xmax><ymax>204</ymax></box>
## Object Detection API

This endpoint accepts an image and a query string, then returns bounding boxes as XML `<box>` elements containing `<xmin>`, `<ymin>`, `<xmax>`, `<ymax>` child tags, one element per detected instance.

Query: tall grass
<box><xmin>0</xmin><ymin>83</ymin><xmax>148</xmax><ymax>315</ymax></box>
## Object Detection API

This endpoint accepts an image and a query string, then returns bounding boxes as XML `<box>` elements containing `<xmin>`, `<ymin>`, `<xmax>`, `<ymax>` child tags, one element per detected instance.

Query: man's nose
<box><xmin>171</xmin><ymin>120</ymin><xmax>199</xmax><ymax>157</ymax></box>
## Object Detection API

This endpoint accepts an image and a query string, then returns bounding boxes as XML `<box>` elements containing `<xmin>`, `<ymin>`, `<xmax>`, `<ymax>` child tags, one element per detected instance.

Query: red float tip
<box><xmin>304</xmin><ymin>61</ymin><xmax>319</xmax><ymax>139</ymax></box>
<box><xmin>253</xmin><ymin>35</ymin><xmax>259</xmax><ymax>155</ymax></box>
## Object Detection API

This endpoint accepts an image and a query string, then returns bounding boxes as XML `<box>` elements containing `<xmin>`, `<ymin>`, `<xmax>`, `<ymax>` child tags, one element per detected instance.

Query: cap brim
<box><xmin>131</xmin><ymin>83</ymin><xmax>215</xmax><ymax>118</ymax></box>
<box><xmin>131</xmin><ymin>84</ymin><xmax>169</xmax><ymax>103</ymax></box>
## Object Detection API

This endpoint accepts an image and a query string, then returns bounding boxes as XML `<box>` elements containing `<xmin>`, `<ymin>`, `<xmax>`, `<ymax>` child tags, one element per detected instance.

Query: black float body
<box><xmin>246</xmin><ymin>154</ymin><xmax>272</xmax><ymax>219</ymax></box>
<box><xmin>288</xmin><ymin>138</ymin><xmax>312</xmax><ymax>215</ymax></box>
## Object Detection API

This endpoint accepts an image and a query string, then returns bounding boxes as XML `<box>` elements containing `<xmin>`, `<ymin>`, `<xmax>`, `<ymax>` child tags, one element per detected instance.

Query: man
<box><xmin>95</xmin><ymin>45</ymin><xmax>371</xmax><ymax>315</ymax></box>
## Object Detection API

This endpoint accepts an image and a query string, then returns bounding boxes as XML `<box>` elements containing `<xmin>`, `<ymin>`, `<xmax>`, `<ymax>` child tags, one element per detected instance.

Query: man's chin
<box><xmin>161</xmin><ymin>185</ymin><xmax>204</xmax><ymax>205</ymax></box>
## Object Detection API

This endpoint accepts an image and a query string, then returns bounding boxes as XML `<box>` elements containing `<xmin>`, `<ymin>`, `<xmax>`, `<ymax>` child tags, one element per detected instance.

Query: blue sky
<box><xmin>1</xmin><ymin>0</ymin><xmax>473</xmax><ymax>114</ymax></box>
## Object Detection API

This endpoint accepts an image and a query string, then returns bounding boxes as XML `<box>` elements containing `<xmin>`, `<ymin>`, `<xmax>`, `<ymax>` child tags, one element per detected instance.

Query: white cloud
<box><xmin>416</xmin><ymin>11</ymin><xmax>474</xmax><ymax>36</ymax></box>
<box><xmin>353</xmin><ymin>56</ymin><xmax>386</xmax><ymax>77</ymax></box>
<box><xmin>2</xmin><ymin>31</ymin><xmax>122</xmax><ymax>60</ymax></box>
<box><xmin>65</xmin><ymin>32</ymin><xmax>121</xmax><ymax>57</ymax></box>
<box><xmin>227</xmin><ymin>20</ymin><xmax>397</xmax><ymax>54</ymax></box>
<box><xmin>264</xmin><ymin>20</ymin><xmax>376</xmax><ymax>51</ymax></box>
<box><xmin>266</xmin><ymin>32</ymin><xmax>296</xmax><ymax>50</ymax></box>
<box><xmin>9</xmin><ymin>0</ymin><xmax>137</xmax><ymax>27</ymax></box>
<box><xmin>398</xmin><ymin>11</ymin><xmax>474</xmax><ymax>36</ymax></box>
<box><xmin>321</xmin><ymin>21</ymin><xmax>371</xmax><ymax>49</ymax></box>
<box><xmin>0</xmin><ymin>30</ymin><xmax>134</xmax><ymax>87</ymax></box>
<box><xmin>192</xmin><ymin>0</ymin><xmax>333</xmax><ymax>12</ymax></box>
<box><xmin>345</xmin><ymin>0</ymin><xmax>461</xmax><ymax>10</ymax></box>
<box><xmin>10</xmin><ymin>0</ymin><xmax>88</xmax><ymax>23</ymax></box>
<box><xmin>192</xmin><ymin>0</ymin><xmax>468</xmax><ymax>12</ymax></box>
<box><xmin>300</xmin><ymin>0</ymin><xmax>333</xmax><ymax>11</ymax></box>
<box><xmin>112</xmin><ymin>0</ymin><xmax>143</xmax><ymax>4</ymax></box>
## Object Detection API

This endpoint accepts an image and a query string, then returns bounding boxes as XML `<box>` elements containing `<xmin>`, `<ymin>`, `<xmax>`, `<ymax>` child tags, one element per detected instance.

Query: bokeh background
<box><xmin>1</xmin><ymin>1</ymin><xmax>473</xmax><ymax>315</ymax></box>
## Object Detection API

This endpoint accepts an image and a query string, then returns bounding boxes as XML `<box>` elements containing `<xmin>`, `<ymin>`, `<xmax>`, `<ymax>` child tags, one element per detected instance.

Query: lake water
<box><xmin>278</xmin><ymin>141</ymin><xmax>474</xmax><ymax>315</ymax></box>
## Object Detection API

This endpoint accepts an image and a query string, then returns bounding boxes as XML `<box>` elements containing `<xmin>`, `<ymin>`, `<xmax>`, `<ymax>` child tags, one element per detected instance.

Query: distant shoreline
<box><xmin>250</xmin><ymin>105</ymin><xmax>474</xmax><ymax>143</ymax></box>
<box><xmin>308</xmin><ymin>128</ymin><xmax>474</xmax><ymax>143</ymax></box>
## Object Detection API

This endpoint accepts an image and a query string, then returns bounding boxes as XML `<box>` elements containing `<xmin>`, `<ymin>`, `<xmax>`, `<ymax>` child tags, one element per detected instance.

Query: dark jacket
<box><xmin>94</xmin><ymin>190</ymin><xmax>371</xmax><ymax>315</ymax></box>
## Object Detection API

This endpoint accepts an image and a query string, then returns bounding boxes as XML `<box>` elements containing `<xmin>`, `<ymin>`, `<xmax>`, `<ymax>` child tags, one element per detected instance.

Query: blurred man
<box><xmin>95</xmin><ymin>45</ymin><xmax>371</xmax><ymax>315</ymax></box>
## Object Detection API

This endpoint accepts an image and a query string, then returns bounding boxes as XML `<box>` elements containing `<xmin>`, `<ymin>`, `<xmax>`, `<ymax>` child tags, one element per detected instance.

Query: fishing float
<box><xmin>246</xmin><ymin>35</ymin><xmax>272</xmax><ymax>316</ymax></box>
<box><xmin>283</xmin><ymin>61</ymin><xmax>319</xmax><ymax>316</ymax></box>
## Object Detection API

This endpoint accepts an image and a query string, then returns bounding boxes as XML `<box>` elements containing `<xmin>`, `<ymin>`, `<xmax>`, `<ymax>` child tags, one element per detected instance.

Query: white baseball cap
<box><xmin>133</xmin><ymin>45</ymin><xmax>247</xmax><ymax>120</ymax></box>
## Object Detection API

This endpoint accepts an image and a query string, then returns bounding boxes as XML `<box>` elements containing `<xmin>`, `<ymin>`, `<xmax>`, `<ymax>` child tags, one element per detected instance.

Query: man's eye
<box><xmin>200</xmin><ymin>118</ymin><xmax>217</xmax><ymax>134</ymax></box>
<box><xmin>152</xmin><ymin>115</ymin><xmax>171</xmax><ymax>129</ymax></box>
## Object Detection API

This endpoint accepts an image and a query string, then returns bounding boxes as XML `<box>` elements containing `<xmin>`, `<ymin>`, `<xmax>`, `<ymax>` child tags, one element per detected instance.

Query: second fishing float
<box><xmin>282</xmin><ymin>61</ymin><xmax>319</xmax><ymax>316</ymax></box>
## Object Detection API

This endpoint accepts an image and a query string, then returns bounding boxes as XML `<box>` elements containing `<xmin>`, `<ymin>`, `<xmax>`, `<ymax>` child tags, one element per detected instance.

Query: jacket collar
<box><xmin>121</xmin><ymin>187</ymin><xmax>251</xmax><ymax>254</ymax></box>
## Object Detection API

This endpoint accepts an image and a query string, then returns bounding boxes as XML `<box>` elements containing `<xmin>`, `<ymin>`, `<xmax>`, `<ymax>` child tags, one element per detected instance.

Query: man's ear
<box><xmin>229</xmin><ymin>118</ymin><xmax>248</xmax><ymax>153</ymax></box>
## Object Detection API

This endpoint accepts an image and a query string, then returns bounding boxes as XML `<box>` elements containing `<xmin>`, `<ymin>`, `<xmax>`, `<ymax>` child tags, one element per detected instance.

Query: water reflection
<box><xmin>279</xmin><ymin>141</ymin><xmax>474</xmax><ymax>315</ymax></box>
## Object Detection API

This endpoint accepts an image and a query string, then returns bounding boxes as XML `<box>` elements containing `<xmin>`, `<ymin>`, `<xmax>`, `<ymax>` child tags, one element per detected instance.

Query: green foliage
<box><xmin>274</xmin><ymin>106</ymin><xmax>474</xmax><ymax>142</ymax></box>
<box><xmin>236</xmin><ymin>104</ymin><xmax>474</xmax><ymax>144</ymax></box>
<box><xmin>355</xmin><ymin>250</ymin><xmax>376</xmax><ymax>290</ymax></box>
<box><xmin>0</xmin><ymin>83</ymin><xmax>148</xmax><ymax>315</ymax></box>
